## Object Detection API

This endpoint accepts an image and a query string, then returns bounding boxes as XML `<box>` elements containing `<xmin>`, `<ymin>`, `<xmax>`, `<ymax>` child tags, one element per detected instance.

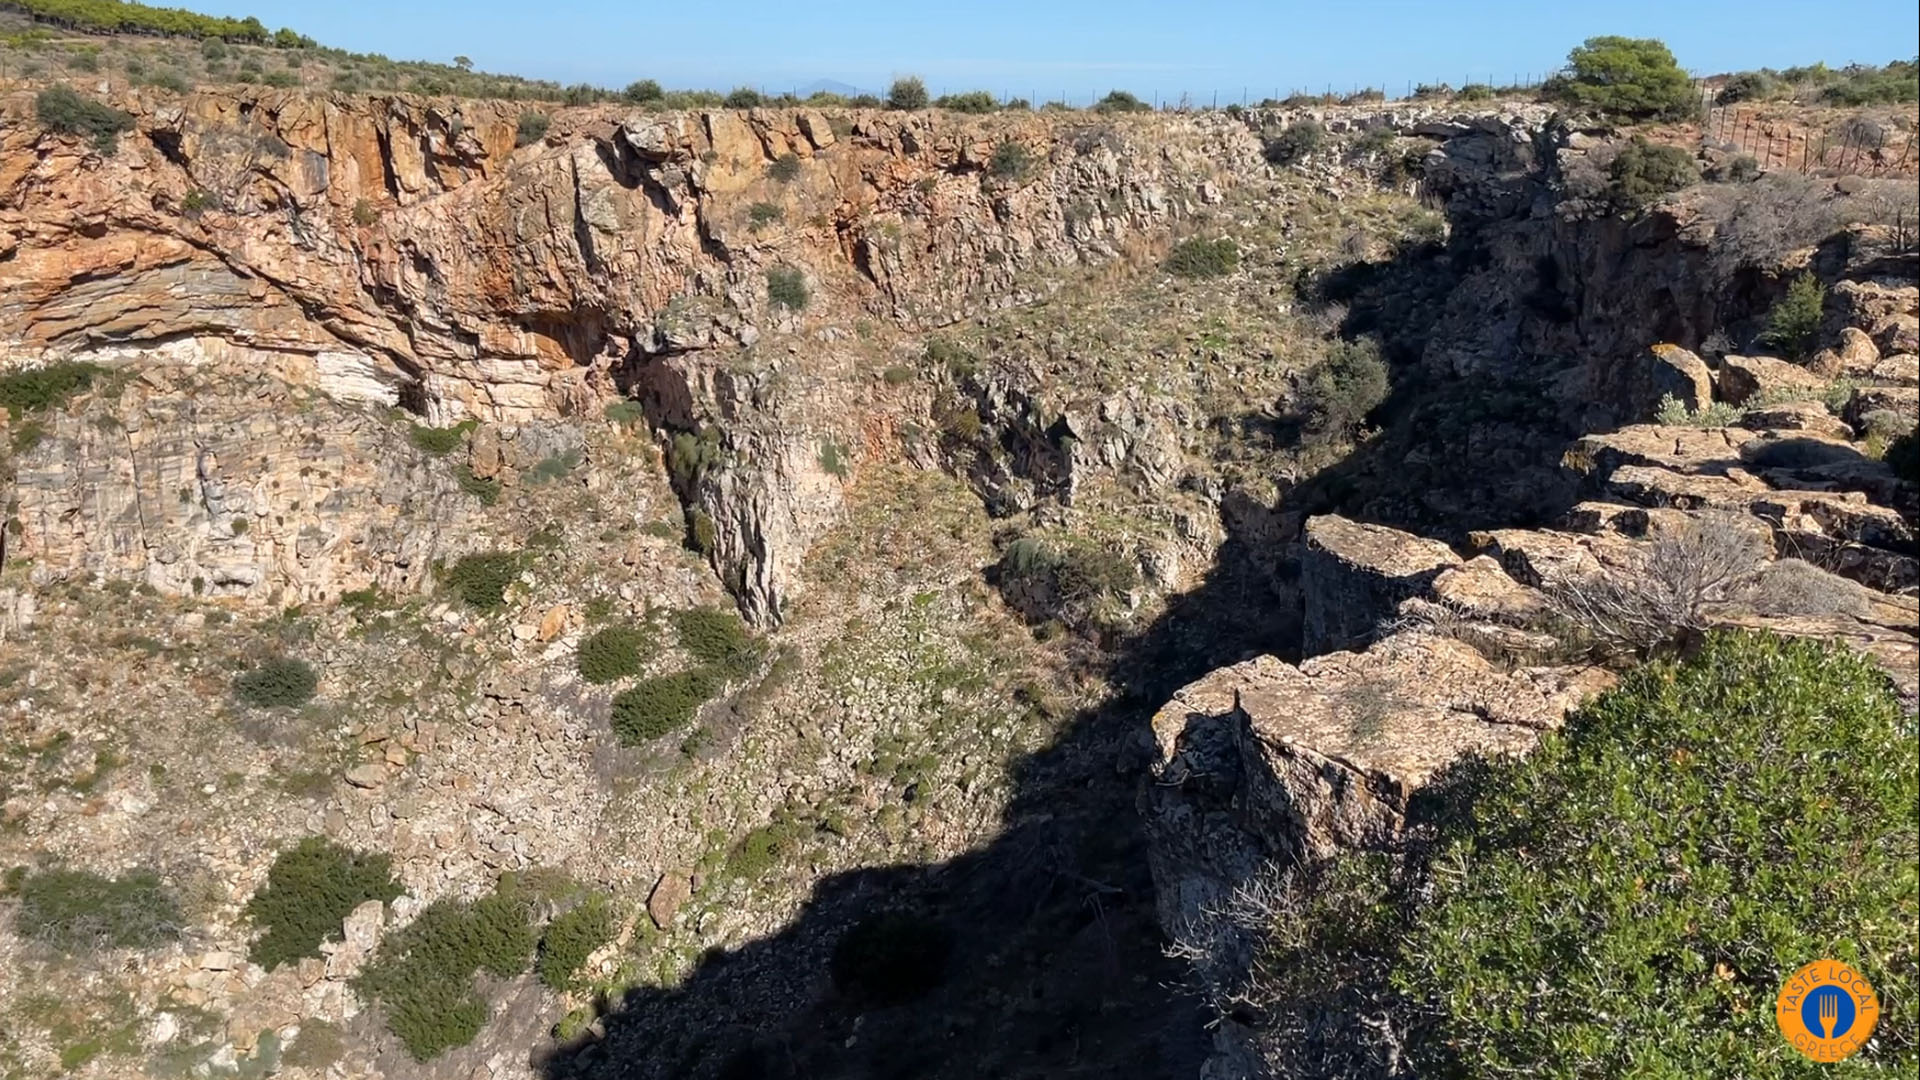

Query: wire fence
<box><xmin>1700</xmin><ymin>104</ymin><xmax>1917</xmax><ymax>177</ymax></box>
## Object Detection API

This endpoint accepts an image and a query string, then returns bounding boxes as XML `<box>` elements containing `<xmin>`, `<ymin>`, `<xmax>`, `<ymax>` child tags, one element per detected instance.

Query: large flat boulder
<box><xmin>1301</xmin><ymin>515</ymin><xmax>1459</xmax><ymax>655</ymax></box>
<box><xmin>1716</xmin><ymin>354</ymin><xmax>1827</xmax><ymax>406</ymax></box>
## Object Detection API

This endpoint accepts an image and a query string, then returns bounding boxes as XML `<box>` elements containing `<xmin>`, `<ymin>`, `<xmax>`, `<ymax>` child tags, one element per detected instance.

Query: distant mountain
<box><xmin>795</xmin><ymin>79</ymin><xmax>875</xmax><ymax>99</ymax></box>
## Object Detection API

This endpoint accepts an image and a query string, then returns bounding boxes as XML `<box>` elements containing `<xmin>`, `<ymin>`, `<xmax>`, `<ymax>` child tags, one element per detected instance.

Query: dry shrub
<box><xmin>1545</xmin><ymin>513</ymin><xmax>1767</xmax><ymax>656</ymax></box>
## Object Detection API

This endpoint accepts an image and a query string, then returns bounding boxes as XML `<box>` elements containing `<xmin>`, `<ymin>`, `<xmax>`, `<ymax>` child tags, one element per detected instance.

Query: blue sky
<box><xmin>195</xmin><ymin>0</ymin><xmax>1918</xmax><ymax>100</ymax></box>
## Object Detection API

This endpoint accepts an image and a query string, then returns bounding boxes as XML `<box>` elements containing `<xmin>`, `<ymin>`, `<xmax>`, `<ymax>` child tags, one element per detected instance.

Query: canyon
<box><xmin>0</xmin><ymin>70</ymin><xmax>1916</xmax><ymax>1080</ymax></box>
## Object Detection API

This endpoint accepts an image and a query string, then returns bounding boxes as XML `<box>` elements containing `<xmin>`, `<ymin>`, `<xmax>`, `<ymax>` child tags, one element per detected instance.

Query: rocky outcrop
<box><xmin>1300</xmin><ymin>515</ymin><xmax>1459</xmax><ymax>654</ymax></box>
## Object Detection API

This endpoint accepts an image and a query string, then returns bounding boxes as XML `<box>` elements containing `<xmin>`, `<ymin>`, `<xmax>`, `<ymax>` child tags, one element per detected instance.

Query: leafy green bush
<box><xmin>746</xmin><ymin>155</ymin><xmax>797</xmax><ymax>190</ymax></box>
<box><xmin>725</xmin><ymin>86</ymin><xmax>763</xmax><ymax>108</ymax></box>
<box><xmin>887</xmin><ymin>76</ymin><xmax>929</xmax><ymax>111</ymax></box>
<box><xmin>1263</xmin><ymin>120</ymin><xmax>1324</xmax><ymax>165</ymax></box>
<box><xmin>1760</xmin><ymin>273</ymin><xmax>1826</xmax><ymax>360</ymax></box>
<box><xmin>246</xmin><ymin>838</ymin><xmax>402</xmax><ymax>970</ymax></box>
<box><xmin>1399</xmin><ymin>632</ymin><xmax>1918</xmax><ymax>1076</ymax></box>
<box><xmin>766</xmin><ymin>266</ymin><xmax>809</xmax><ymax>311</ymax></box>
<box><xmin>747</xmin><ymin>201</ymin><xmax>783</xmax><ymax>227</ymax></box>
<box><xmin>818</xmin><ymin>438</ymin><xmax>851</xmax><ymax>479</ymax></box>
<box><xmin>1299</xmin><ymin>338</ymin><xmax>1389</xmax><ymax>435</ymax></box>
<box><xmin>935</xmin><ymin>90</ymin><xmax>997</xmax><ymax>113</ymax></box>
<box><xmin>536</xmin><ymin>895</ymin><xmax>614</xmax><ymax>990</ymax></box>
<box><xmin>356</xmin><ymin>889</ymin><xmax>535</xmax><ymax>1060</ymax></box>
<box><xmin>1165</xmin><ymin>236</ymin><xmax>1238</xmax><ymax>279</ymax></box>
<box><xmin>1093</xmin><ymin>90</ymin><xmax>1151</xmax><ymax>113</ymax></box>
<box><xmin>667</xmin><ymin>426</ymin><xmax>724</xmax><ymax>490</ymax></box>
<box><xmin>1607</xmin><ymin>135</ymin><xmax>1700</xmax><ymax>210</ymax></box>
<box><xmin>990</xmin><ymin>140</ymin><xmax>1031</xmax><ymax>179</ymax></box>
<box><xmin>0</xmin><ymin>360</ymin><xmax>104</xmax><ymax>419</ymax></box>
<box><xmin>1716</xmin><ymin>69</ymin><xmax>1777</xmax><ymax>103</ymax></box>
<box><xmin>34</xmin><ymin>85</ymin><xmax>135</xmax><ymax>153</ymax></box>
<box><xmin>233</xmin><ymin>657</ymin><xmax>318</xmax><ymax>708</ymax></box>
<box><xmin>1455</xmin><ymin>82</ymin><xmax>1494</xmax><ymax>101</ymax></box>
<box><xmin>622</xmin><ymin>78</ymin><xmax>663</xmax><ymax>104</ymax></box>
<box><xmin>441</xmin><ymin>551</ymin><xmax>521</xmax><ymax>610</ymax></box>
<box><xmin>610</xmin><ymin>670</ymin><xmax>719</xmax><ymax>744</ymax></box>
<box><xmin>514</xmin><ymin>112</ymin><xmax>550</xmax><ymax>148</ymax></box>
<box><xmin>408</xmin><ymin>419</ymin><xmax>474</xmax><ymax>454</ymax></box>
<box><xmin>1549</xmin><ymin>35</ymin><xmax>1697</xmax><ymax>119</ymax></box>
<box><xmin>1821</xmin><ymin>59</ymin><xmax>1919</xmax><ymax>106</ymax></box>
<box><xmin>673</xmin><ymin>606</ymin><xmax>758</xmax><ymax>672</ymax></box>
<box><xmin>576</xmin><ymin>625</ymin><xmax>650</xmax><ymax>684</ymax></box>
<box><xmin>13</xmin><ymin>868</ymin><xmax>182</xmax><ymax>953</ymax></box>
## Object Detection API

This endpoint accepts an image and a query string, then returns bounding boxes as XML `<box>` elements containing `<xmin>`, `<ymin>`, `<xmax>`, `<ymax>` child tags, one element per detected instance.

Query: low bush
<box><xmin>13</xmin><ymin>868</ymin><xmax>182</xmax><ymax>953</ymax></box>
<box><xmin>989</xmin><ymin>140</ymin><xmax>1031</xmax><ymax>180</ymax></box>
<box><xmin>766</xmin><ymin>266</ymin><xmax>809</xmax><ymax>311</ymax></box>
<box><xmin>1263</xmin><ymin>120</ymin><xmax>1325</xmax><ymax>165</ymax></box>
<box><xmin>1886</xmin><ymin>425</ymin><xmax>1920</xmax><ymax>483</ymax></box>
<box><xmin>1298</xmin><ymin>338</ymin><xmax>1389</xmax><ymax>436</ymax></box>
<box><xmin>233</xmin><ymin>657</ymin><xmax>318</xmax><ymax>708</ymax></box>
<box><xmin>35</xmin><ymin>85</ymin><xmax>135</xmax><ymax>153</ymax></box>
<box><xmin>936</xmin><ymin>90</ymin><xmax>997</xmax><ymax>113</ymax></box>
<box><xmin>441</xmin><ymin>551</ymin><xmax>521</xmax><ymax>610</ymax></box>
<box><xmin>536</xmin><ymin>895</ymin><xmax>615</xmax><ymax>990</ymax></box>
<box><xmin>673</xmin><ymin>606</ymin><xmax>758</xmax><ymax>672</ymax></box>
<box><xmin>747</xmin><ymin>201</ymin><xmax>783</xmax><ymax>227</ymax></box>
<box><xmin>610</xmin><ymin>670</ymin><xmax>719</xmax><ymax>744</ymax></box>
<box><xmin>246</xmin><ymin>838</ymin><xmax>402</xmax><ymax>970</ymax></box>
<box><xmin>514</xmin><ymin>112</ymin><xmax>550</xmax><ymax>148</ymax></box>
<box><xmin>1403</xmin><ymin>632</ymin><xmax>1917</xmax><ymax>1075</ymax></box>
<box><xmin>1759</xmin><ymin>272</ymin><xmax>1825</xmax><ymax>360</ymax></box>
<box><xmin>1606</xmin><ymin>135</ymin><xmax>1699</xmax><ymax>210</ymax></box>
<box><xmin>887</xmin><ymin>76</ymin><xmax>929</xmax><ymax>111</ymax></box>
<box><xmin>576</xmin><ymin>625</ymin><xmax>650</xmax><ymax>684</ymax></box>
<box><xmin>356</xmin><ymin>888</ymin><xmax>535</xmax><ymax>1060</ymax></box>
<box><xmin>0</xmin><ymin>360</ymin><xmax>105</xmax><ymax>419</ymax></box>
<box><xmin>1545</xmin><ymin>512</ymin><xmax>1765</xmax><ymax>657</ymax></box>
<box><xmin>767</xmin><ymin>152</ymin><xmax>801</xmax><ymax>182</ymax></box>
<box><xmin>622</xmin><ymin>79</ymin><xmax>664</xmax><ymax>104</ymax></box>
<box><xmin>1165</xmin><ymin>236</ymin><xmax>1238</xmax><ymax>279</ymax></box>
<box><xmin>1093</xmin><ymin>90</ymin><xmax>1151</xmax><ymax>113</ymax></box>
<box><xmin>1716</xmin><ymin>69</ymin><xmax>1776</xmax><ymax>103</ymax></box>
<box><xmin>725</xmin><ymin>86</ymin><xmax>763</xmax><ymax>108</ymax></box>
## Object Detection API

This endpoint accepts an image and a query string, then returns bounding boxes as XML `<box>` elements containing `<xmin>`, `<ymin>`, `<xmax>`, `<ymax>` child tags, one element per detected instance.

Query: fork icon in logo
<box><xmin>1819</xmin><ymin>993</ymin><xmax>1839</xmax><ymax>1039</ymax></box>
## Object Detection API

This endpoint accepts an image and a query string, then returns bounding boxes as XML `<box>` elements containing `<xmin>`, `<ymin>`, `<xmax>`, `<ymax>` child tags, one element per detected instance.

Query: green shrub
<box><xmin>673</xmin><ymin>606</ymin><xmax>757</xmax><ymax>671</ymax></box>
<box><xmin>1455</xmin><ymin>82</ymin><xmax>1494</xmax><ymax>101</ymax></box>
<box><xmin>830</xmin><ymin>912</ymin><xmax>954</xmax><ymax>1006</ymax></box>
<box><xmin>1263</xmin><ymin>120</ymin><xmax>1324</xmax><ymax>165</ymax></box>
<box><xmin>1093</xmin><ymin>90</ymin><xmax>1151</xmax><ymax>113</ymax></box>
<box><xmin>989</xmin><ymin>140</ymin><xmax>1031</xmax><ymax>179</ymax></box>
<box><xmin>622</xmin><ymin>78</ymin><xmax>663</xmax><ymax>104</ymax></box>
<box><xmin>280</xmin><ymin>1019</ymin><xmax>345</xmax><ymax>1071</ymax></box>
<box><xmin>441</xmin><ymin>551</ymin><xmax>521</xmax><ymax>610</ymax></box>
<box><xmin>1165</xmin><ymin>236</ymin><xmax>1238</xmax><ymax>279</ymax></box>
<box><xmin>887</xmin><ymin>76</ymin><xmax>929</xmax><ymax>110</ymax></box>
<box><xmin>1395</xmin><ymin>632</ymin><xmax>1918</xmax><ymax>1077</ymax></box>
<box><xmin>536</xmin><ymin>895</ymin><xmax>614</xmax><ymax>990</ymax></box>
<box><xmin>576</xmin><ymin>625</ymin><xmax>650</xmax><ymax>684</ymax></box>
<box><xmin>0</xmin><ymin>360</ymin><xmax>104</xmax><ymax>419</ymax></box>
<box><xmin>666</xmin><ymin>426</ymin><xmax>723</xmax><ymax>489</ymax></box>
<box><xmin>687</xmin><ymin>509</ymin><xmax>717</xmax><ymax>555</ymax></box>
<box><xmin>1606</xmin><ymin>135</ymin><xmax>1700</xmax><ymax>210</ymax></box>
<box><xmin>882</xmin><ymin>365</ymin><xmax>915</xmax><ymax>386</ymax></box>
<box><xmin>142</xmin><ymin>67</ymin><xmax>190</xmax><ymax>93</ymax></box>
<box><xmin>603</xmin><ymin>399</ymin><xmax>646</xmax><ymax>428</ymax></box>
<box><xmin>1821</xmin><ymin>59</ymin><xmax>1919</xmax><ymax>106</ymax></box>
<box><xmin>514</xmin><ymin>112</ymin><xmax>550</xmax><ymax>148</ymax></box>
<box><xmin>747</xmin><ymin>201</ymin><xmax>784</xmax><ymax>227</ymax></box>
<box><xmin>233</xmin><ymin>657</ymin><xmax>318</xmax><ymax>708</ymax></box>
<box><xmin>1654</xmin><ymin>393</ymin><xmax>1746</xmax><ymax>427</ymax></box>
<box><xmin>351</xmin><ymin>198</ymin><xmax>379</xmax><ymax>226</ymax></box>
<box><xmin>408</xmin><ymin>419</ymin><xmax>474</xmax><ymax>454</ymax></box>
<box><xmin>1716</xmin><ymin>69</ymin><xmax>1776</xmax><ymax>103</ymax></box>
<box><xmin>1299</xmin><ymin>338</ymin><xmax>1389</xmax><ymax>435</ymax></box>
<box><xmin>526</xmin><ymin>449</ymin><xmax>580</xmax><ymax>484</ymax></box>
<box><xmin>818</xmin><ymin>438</ymin><xmax>850</xmax><ymax>479</ymax></box>
<box><xmin>246</xmin><ymin>838</ymin><xmax>402</xmax><ymax>970</ymax></box>
<box><xmin>766</xmin><ymin>266</ymin><xmax>809</xmax><ymax>311</ymax></box>
<box><xmin>356</xmin><ymin>889</ymin><xmax>534</xmax><ymax>1060</ymax></box>
<box><xmin>454</xmin><ymin>466</ymin><xmax>501</xmax><ymax>505</ymax></box>
<box><xmin>610</xmin><ymin>670</ymin><xmax>719</xmax><ymax>744</ymax></box>
<box><xmin>1549</xmin><ymin>35</ymin><xmax>1696</xmax><ymax>119</ymax></box>
<box><xmin>14</xmin><ymin>868</ymin><xmax>181</xmax><ymax>953</ymax></box>
<box><xmin>35</xmin><ymin>81</ymin><xmax>133</xmax><ymax>154</ymax></box>
<box><xmin>1760</xmin><ymin>272</ymin><xmax>1825</xmax><ymax>360</ymax></box>
<box><xmin>935</xmin><ymin>90</ymin><xmax>997</xmax><ymax>113</ymax></box>
<box><xmin>725</xmin><ymin>86</ymin><xmax>763</xmax><ymax>108</ymax></box>
<box><xmin>767</xmin><ymin>152</ymin><xmax>801</xmax><ymax>182</ymax></box>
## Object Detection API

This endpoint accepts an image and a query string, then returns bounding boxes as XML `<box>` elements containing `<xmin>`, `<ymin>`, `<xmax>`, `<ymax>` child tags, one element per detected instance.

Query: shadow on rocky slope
<box><xmin>536</xmin><ymin>506</ymin><xmax>1294</xmax><ymax>1079</ymax></box>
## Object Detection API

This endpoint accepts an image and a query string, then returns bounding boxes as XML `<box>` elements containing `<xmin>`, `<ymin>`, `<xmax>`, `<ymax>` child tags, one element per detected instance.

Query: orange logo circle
<box><xmin>1777</xmin><ymin>960</ymin><xmax>1880</xmax><ymax>1062</ymax></box>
